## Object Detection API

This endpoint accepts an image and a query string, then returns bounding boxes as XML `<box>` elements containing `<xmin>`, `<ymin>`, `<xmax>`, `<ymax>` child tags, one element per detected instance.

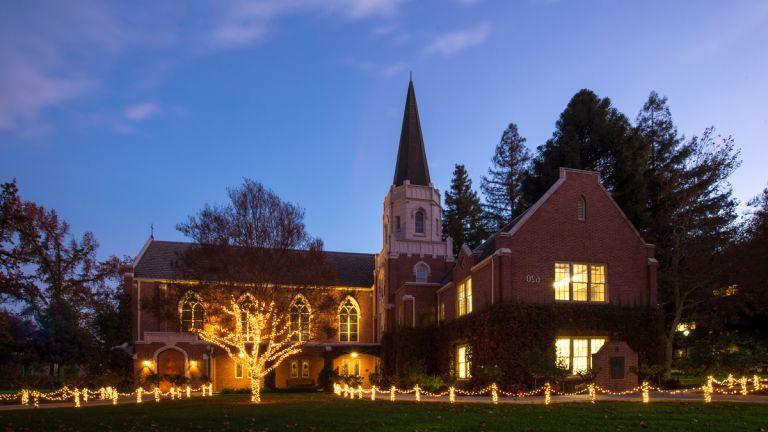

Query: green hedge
<box><xmin>382</xmin><ymin>303</ymin><xmax>663</xmax><ymax>389</ymax></box>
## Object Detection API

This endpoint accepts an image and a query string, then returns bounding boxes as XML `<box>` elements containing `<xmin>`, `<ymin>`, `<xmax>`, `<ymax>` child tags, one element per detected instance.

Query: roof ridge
<box><xmin>146</xmin><ymin>239</ymin><xmax>374</xmax><ymax>256</ymax></box>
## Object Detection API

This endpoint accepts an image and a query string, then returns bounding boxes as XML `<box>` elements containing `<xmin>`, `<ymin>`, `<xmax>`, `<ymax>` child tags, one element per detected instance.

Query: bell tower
<box><xmin>375</xmin><ymin>79</ymin><xmax>453</xmax><ymax>337</ymax></box>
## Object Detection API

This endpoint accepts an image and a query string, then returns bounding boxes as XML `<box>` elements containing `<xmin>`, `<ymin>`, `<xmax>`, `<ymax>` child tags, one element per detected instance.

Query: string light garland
<box><xmin>331</xmin><ymin>374</ymin><xmax>767</xmax><ymax>406</ymax></box>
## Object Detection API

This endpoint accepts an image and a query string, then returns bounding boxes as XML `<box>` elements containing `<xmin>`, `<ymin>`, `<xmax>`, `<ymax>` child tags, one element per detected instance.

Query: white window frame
<box><xmin>555</xmin><ymin>337</ymin><xmax>607</xmax><ymax>374</ymax></box>
<box><xmin>553</xmin><ymin>262</ymin><xmax>607</xmax><ymax>302</ymax></box>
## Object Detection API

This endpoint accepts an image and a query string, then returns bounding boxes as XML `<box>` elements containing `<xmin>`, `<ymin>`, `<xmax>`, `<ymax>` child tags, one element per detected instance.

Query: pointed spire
<box><xmin>393</xmin><ymin>79</ymin><xmax>431</xmax><ymax>186</ymax></box>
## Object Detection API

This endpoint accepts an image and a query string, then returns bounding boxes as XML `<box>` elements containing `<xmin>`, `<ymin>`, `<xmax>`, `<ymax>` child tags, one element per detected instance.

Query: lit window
<box><xmin>415</xmin><ymin>211</ymin><xmax>425</xmax><ymax>234</ymax></box>
<box><xmin>554</xmin><ymin>263</ymin><xmax>570</xmax><ymax>300</ymax></box>
<box><xmin>456</xmin><ymin>278</ymin><xmax>472</xmax><ymax>316</ymax></box>
<box><xmin>302</xmin><ymin>360</ymin><xmax>310</xmax><ymax>378</ymax></box>
<box><xmin>456</xmin><ymin>344</ymin><xmax>472</xmax><ymax>380</ymax></box>
<box><xmin>339</xmin><ymin>297</ymin><xmax>360</xmax><ymax>342</ymax></box>
<box><xmin>179</xmin><ymin>291</ymin><xmax>205</xmax><ymax>331</ymax></box>
<box><xmin>555</xmin><ymin>338</ymin><xmax>606</xmax><ymax>374</ymax></box>
<box><xmin>342</xmin><ymin>358</ymin><xmax>360</xmax><ymax>376</ymax></box>
<box><xmin>290</xmin><ymin>295</ymin><xmax>311</xmax><ymax>342</ymax></box>
<box><xmin>590</xmin><ymin>265</ymin><xmax>606</xmax><ymax>302</ymax></box>
<box><xmin>553</xmin><ymin>263</ymin><xmax>607</xmax><ymax>302</ymax></box>
<box><xmin>572</xmin><ymin>264</ymin><xmax>588</xmax><ymax>301</ymax></box>
<box><xmin>290</xmin><ymin>360</ymin><xmax>298</xmax><ymax>378</ymax></box>
<box><xmin>235</xmin><ymin>362</ymin><xmax>251</xmax><ymax>379</ymax></box>
<box><xmin>414</xmin><ymin>262</ymin><xmax>429</xmax><ymax>283</ymax></box>
<box><xmin>578</xmin><ymin>196</ymin><xmax>586</xmax><ymax>221</ymax></box>
<box><xmin>439</xmin><ymin>302</ymin><xmax>445</xmax><ymax>322</ymax></box>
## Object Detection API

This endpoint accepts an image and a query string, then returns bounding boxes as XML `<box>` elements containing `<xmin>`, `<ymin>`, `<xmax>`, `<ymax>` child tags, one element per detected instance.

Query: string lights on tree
<box><xmin>193</xmin><ymin>295</ymin><xmax>306</xmax><ymax>403</ymax></box>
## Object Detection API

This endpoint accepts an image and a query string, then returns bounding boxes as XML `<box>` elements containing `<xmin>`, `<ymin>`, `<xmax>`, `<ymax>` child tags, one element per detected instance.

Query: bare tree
<box><xmin>176</xmin><ymin>179</ymin><xmax>333</xmax><ymax>403</ymax></box>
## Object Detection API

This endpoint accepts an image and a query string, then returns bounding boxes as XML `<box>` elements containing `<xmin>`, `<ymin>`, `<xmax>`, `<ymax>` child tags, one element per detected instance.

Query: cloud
<box><xmin>124</xmin><ymin>102</ymin><xmax>160</xmax><ymax>121</ymax></box>
<box><xmin>379</xmin><ymin>62</ymin><xmax>407</xmax><ymax>78</ymax></box>
<box><xmin>424</xmin><ymin>23</ymin><xmax>491</xmax><ymax>56</ymax></box>
<box><xmin>210</xmin><ymin>0</ymin><xmax>407</xmax><ymax>49</ymax></box>
<box><xmin>0</xmin><ymin>0</ymin><xmax>410</xmax><ymax>135</ymax></box>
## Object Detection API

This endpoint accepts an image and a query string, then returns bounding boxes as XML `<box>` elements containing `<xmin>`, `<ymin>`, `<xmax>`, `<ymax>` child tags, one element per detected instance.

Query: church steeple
<box><xmin>393</xmin><ymin>79</ymin><xmax>431</xmax><ymax>186</ymax></box>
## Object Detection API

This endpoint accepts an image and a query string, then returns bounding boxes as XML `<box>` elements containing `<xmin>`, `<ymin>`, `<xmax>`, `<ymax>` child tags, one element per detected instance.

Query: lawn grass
<box><xmin>1</xmin><ymin>393</ymin><xmax>767</xmax><ymax>431</ymax></box>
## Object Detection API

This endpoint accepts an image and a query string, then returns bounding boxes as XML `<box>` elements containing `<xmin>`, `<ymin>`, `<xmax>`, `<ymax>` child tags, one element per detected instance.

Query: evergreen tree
<box><xmin>523</xmin><ymin>89</ymin><xmax>648</xmax><ymax>228</ymax></box>
<box><xmin>480</xmin><ymin>123</ymin><xmax>531</xmax><ymax>231</ymax></box>
<box><xmin>636</xmin><ymin>93</ymin><xmax>740</xmax><ymax>376</ymax></box>
<box><xmin>443</xmin><ymin>164</ymin><xmax>488</xmax><ymax>254</ymax></box>
<box><xmin>636</xmin><ymin>91</ymin><xmax>693</xmax><ymax>245</ymax></box>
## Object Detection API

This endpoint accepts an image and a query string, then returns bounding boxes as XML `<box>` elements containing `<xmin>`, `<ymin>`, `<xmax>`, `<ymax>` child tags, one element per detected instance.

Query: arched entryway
<box><xmin>156</xmin><ymin>348</ymin><xmax>187</xmax><ymax>392</ymax></box>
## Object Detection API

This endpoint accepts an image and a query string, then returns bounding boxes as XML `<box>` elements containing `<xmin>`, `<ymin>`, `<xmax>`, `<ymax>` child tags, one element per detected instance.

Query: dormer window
<box><xmin>415</xmin><ymin>211</ymin><xmax>425</xmax><ymax>234</ymax></box>
<box><xmin>577</xmin><ymin>196</ymin><xmax>586</xmax><ymax>221</ymax></box>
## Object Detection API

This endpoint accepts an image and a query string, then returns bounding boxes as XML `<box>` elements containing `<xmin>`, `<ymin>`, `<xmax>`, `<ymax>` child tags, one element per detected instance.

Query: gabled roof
<box><xmin>393</xmin><ymin>80</ymin><xmax>431</xmax><ymax>186</ymax></box>
<box><xmin>133</xmin><ymin>240</ymin><xmax>375</xmax><ymax>288</ymax></box>
<box><xmin>472</xmin><ymin>168</ymin><xmax>651</xmax><ymax>261</ymax></box>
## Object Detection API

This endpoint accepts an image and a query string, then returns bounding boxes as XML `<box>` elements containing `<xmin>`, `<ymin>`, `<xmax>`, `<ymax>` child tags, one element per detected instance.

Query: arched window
<box><xmin>179</xmin><ymin>291</ymin><xmax>205</xmax><ymax>331</ymax></box>
<box><xmin>289</xmin><ymin>295</ymin><xmax>311</xmax><ymax>342</ymax></box>
<box><xmin>415</xmin><ymin>210</ymin><xmax>425</xmax><ymax>234</ymax></box>
<box><xmin>237</xmin><ymin>293</ymin><xmax>257</xmax><ymax>341</ymax></box>
<box><xmin>577</xmin><ymin>196</ymin><xmax>586</xmax><ymax>221</ymax></box>
<box><xmin>414</xmin><ymin>262</ymin><xmax>430</xmax><ymax>283</ymax></box>
<box><xmin>338</xmin><ymin>297</ymin><xmax>360</xmax><ymax>342</ymax></box>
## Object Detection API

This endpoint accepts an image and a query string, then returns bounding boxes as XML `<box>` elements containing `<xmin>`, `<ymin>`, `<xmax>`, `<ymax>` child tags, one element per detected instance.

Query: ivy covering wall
<box><xmin>381</xmin><ymin>303</ymin><xmax>663</xmax><ymax>389</ymax></box>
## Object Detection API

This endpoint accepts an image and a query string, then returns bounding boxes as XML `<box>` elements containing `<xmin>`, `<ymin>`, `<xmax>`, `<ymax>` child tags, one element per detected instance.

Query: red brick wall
<box><xmin>506</xmin><ymin>170</ymin><xmax>655</xmax><ymax>306</ymax></box>
<box><xmin>593</xmin><ymin>341</ymin><xmax>639</xmax><ymax>391</ymax></box>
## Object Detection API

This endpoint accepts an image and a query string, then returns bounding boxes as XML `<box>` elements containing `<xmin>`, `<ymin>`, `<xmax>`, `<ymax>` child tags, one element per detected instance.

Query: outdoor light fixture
<box><xmin>142</xmin><ymin>360</ymin><xmax>152</xmax><ymax>368</ymax></box>
<box><xmin>189</xmin><ymin>360</ymin><xmax>198</xmax><ymax>367</ymax></box>
<box><xmin>350</xmin><ymin>352</ymin><xmax>358</xmax><ymax>358</ymax></box>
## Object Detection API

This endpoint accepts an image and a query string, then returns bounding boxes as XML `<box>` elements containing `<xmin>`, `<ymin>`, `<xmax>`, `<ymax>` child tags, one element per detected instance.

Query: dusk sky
<box><xmin>2</xmin><ymin>0</ymin><xmax>767</xmax><ymax>260</ymax></box>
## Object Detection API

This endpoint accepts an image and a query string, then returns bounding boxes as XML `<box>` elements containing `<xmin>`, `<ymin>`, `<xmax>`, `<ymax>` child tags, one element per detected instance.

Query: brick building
<box><xmin>126</xmin><ymin>80</ymin><xmax>658</xmax><ymax>392</ymax></box>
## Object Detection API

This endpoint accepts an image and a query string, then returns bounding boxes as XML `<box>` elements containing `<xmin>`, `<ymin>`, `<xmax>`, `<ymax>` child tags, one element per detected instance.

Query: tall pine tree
<box><xmin>523</xmin><ymin>89</ymin><xmax>648</xmax><ymax>228</ymax></box>
<box><xmin>443</xmin><ymin>164</ymin><xmax>488</xmax><ymax>254</ymax></box>
<box><xmin>636</xmin><ymin>92</ymin><xmax>740</xmax><ymax>375</ymax></box>
<box><xmin>481</xmin><ymin>123</ymin><xmax>531</xmax><ymax>231</ymax></box>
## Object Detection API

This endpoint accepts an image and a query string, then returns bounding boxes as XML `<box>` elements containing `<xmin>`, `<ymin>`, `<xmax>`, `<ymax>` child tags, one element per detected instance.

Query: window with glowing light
<box><xmin>290</xmin><ymin>360</ymin><xmax>299</xmax><ymax>378</ymax></box>
<box><xmin>555</xmin><ymin>337</ymin><xmax>606</xmax><ymax>374</ymax></box>
<box><xmin>456</xmin><ymin>344</ymin><xmax>472</xmax><ymax>380</ymax></box>
<box><xmin>342</xmin><ymin>358</ymin><xmax>361</xmax><ymax>376</ymax></box>
<box><xmin>338</xmin><ymin>297</ymin><xmax>360</xmax><ymax>342</ymax></box>
<box><xmin>415</xmin><ymin>210</ymin><xmax>425</xmax><ymax>234</ymax></box>
<box><xmin>553</xmin><ymin>262</ymin><xmax>607</xmax><ymax>302</ymax></box>
<box><xmin>289</xmin><ymin>295</ymin><xmax>311</xmax><ymax>342</ymax></box>
<box><xmin>302</xmin><ymin>360</ymin><xmax>310</xmax><ymax>378</ymax></box>
<box><xmin>235</xmin><ymin>362</ymin><xmax>252</xmax><ymax>379</ymax></box>
<box><xmin>179</xmin><ymin>291</ymin><xmax>205</xmax><ymax>331</ymax></box>
<box><xmin>456</xmin><ymin>277</ymin><xmax>472</xmax><ymax>317</ymax></box>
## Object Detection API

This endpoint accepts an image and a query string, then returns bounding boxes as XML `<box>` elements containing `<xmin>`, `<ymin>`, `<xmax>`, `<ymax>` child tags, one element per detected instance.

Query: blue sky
<box><xmin>2</xmin><ymin>0</ymin><xmax>767</xmax><ymax>259</ymax></box>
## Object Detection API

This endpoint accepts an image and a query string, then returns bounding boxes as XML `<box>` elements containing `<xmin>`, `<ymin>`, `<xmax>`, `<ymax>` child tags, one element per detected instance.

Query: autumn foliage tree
<box><xmin>176</xmin><ymin>179</ymin><xmax>334</xmax><ymax>403</ymax></box>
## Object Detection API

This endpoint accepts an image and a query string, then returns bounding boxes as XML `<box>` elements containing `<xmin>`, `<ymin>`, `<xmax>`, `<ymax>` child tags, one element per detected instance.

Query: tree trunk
<box><xmin>250</xmin><ymin>376</ymin><xmax>261</xmax><ymax>403</ymax></box>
